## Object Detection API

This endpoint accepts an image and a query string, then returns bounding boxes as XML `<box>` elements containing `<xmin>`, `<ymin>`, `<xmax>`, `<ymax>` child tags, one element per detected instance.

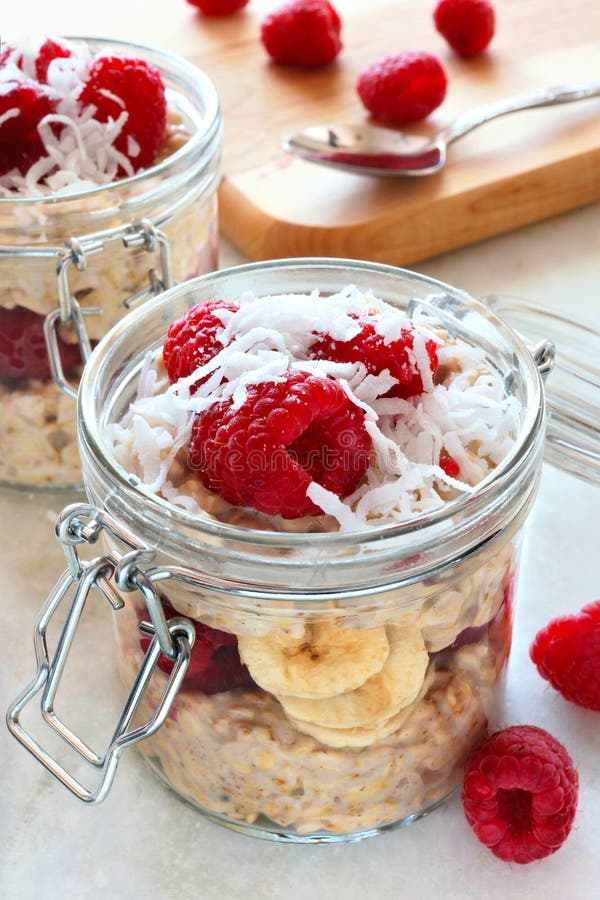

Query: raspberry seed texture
<box><xmin>188</xmin><ymin>370</ymin><xmax>372</xmax><ymax>518</ymax></box>
<box><xmin>0</xmin><ymin>81</ymin><xmax>55</xmax><ymax>176</ymax></box>
<box><xmin>462</xmin><ymin>725</ymin><xmax>578</xmax><ymax>864</ymax></box>
<box><xmin>261</xmin><ymin>0</ymin><xmax>342</xmax><ymax>68</ymax></box>
<box><xmin>309</xmin><ymin>318</ymin><xmax>438</xmax><ymax>399</ymax></box>
<box><xmin>78</xmin><ymin>55</ymin><xmax>167</xmax><ymax>172</ymax></box>
<box><xmin>357</xmin><ymin>51</ymin><xmax>447</xmax><ymax>126</ymax></box>
<box><xmin>163</xmin><ymin>299</ymin><xmax>239</xmax><ymax>388</ymax></box>
<box><xmin>530</xmin><ymin>600</ymin><xmax>600</xmax><ymax>710</ymax></box>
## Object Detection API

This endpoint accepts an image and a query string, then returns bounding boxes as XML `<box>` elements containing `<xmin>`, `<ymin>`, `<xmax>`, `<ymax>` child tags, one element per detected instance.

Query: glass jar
<box><xmin>7</xmin><ymin>259</ymin><xmax>597</xmax><ymax>843</ymax></box>
<box><xmin>0</xmin><ymin>36</ymin><xmax>221</xmax><ymax>490</ymax></box>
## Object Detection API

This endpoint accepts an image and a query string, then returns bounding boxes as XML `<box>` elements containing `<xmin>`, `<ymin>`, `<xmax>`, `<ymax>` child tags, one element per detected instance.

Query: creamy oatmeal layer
<box><xmin>116</xmin><ymin>591</ymin><xmax>509</xmax><ymax>836</ymax></box>
<box><xmin>0</xmin><ymin>376</ymin><xmax>81</xmax><ymax>484</ymax></box>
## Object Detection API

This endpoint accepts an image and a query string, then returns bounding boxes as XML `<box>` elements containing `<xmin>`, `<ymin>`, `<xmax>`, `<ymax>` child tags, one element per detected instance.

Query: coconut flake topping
<box><xmin>0</xmin><ymin>37</ymin><xmax>140</xmax><ymax>196</ymax></box>
<box><xmin>105</xmin><ymin>287</ymin><xmax>521</xmax><ymax>532</ymax></box>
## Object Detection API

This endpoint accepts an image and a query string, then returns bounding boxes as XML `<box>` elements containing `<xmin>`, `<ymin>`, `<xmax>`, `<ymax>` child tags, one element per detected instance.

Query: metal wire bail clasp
<box><xmin>45</xmin><ymin>237</ymin><xmax>102</xmax><ymax>399</ymax></box>
<box><xmin>45</xmin><ymin>220</ymin><xmax>174</xmax><ymax>399</ymax></box>
<box><xmin>6</xmin><ymin>503</ymin><xmax>194</xmax><ymax>804</ymax></box>
<box><xmin>122</xmin><ymin>219</ymin><xmax>175</xmax><ymax>308</ymax></box>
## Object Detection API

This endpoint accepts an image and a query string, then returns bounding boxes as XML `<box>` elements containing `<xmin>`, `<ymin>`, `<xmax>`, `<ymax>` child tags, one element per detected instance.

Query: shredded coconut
<box><xmin>105</xmin><ymin>288</ymin><xmax>522</xmax><ymax>532</ymax></box>
<box><xmin>0</xmin><ymin>36</ymin><xmax>146</xmax><ymax>196</ymax></box>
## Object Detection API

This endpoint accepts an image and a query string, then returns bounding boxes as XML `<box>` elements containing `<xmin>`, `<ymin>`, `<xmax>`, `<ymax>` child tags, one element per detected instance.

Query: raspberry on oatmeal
<box><xmin>189</xmin><ymin>370</ymin><xmax>372</xmax><ymax>518</ymax></box>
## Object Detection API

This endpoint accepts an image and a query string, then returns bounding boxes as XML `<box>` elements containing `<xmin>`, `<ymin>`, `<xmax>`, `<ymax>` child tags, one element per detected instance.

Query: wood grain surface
<box><xmin>4</xmin><ymin>0</ymin><xmax>600</xmax><ymax>265</ymax></box>
<box><xmin>210</xmin><ymin>0</ymin><xmax>600</xmax><ymax>264</ymax></box>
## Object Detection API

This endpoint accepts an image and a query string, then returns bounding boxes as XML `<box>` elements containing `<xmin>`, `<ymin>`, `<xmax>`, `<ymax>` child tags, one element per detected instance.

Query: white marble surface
<box><xmin>1</xmin><ymin>205</ymin><xmax>599</xmax><ymax>899</ymax></box>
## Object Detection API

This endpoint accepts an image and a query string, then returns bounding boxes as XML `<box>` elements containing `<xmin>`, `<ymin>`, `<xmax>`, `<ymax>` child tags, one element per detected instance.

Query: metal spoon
<box><xmin>283</xmin><ymin>82</ymin><xmax>600</xmax><ymax>177</ymax></box>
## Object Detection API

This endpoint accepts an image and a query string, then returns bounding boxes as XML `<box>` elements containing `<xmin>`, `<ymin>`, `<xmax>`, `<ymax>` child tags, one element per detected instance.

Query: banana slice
<box><xmin>238</xmin><ymin>623</ymin><xmax>390</xmax><ymax>700</ymax></box>
<box><xmin>278</xmin><ymin>626</ymin><xmax>429</xmax><ymax>728</ymax></box>
<box><xmin>286</xmin><ymin>668</ymin><xmax>435</xmax><ymax>748</ymax></box>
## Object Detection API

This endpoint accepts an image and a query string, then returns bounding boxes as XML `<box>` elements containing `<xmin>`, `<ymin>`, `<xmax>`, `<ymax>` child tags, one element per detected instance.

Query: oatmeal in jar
<box><xmin>0</xmin><ymin>36</ymin><xmax>221</xmax><ymax>487</ymax></box>
<box><xmin>104</xmin><ymin>283</ymin><xmax>523</xmax><ymax>838</ymax></box>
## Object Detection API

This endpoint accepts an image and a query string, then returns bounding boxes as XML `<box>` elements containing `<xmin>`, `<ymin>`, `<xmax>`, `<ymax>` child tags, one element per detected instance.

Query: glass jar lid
<box><xmin>484</xmin><ymin>295</ymin><xmax>600</xmax><ymax>485</ymax></box>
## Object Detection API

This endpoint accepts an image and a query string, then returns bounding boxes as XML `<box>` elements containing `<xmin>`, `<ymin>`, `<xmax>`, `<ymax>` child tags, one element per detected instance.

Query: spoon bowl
<box><xmin>284</xmin><ymin>124</ymin><xmax>446</xmax><ymax>176</ymax></box>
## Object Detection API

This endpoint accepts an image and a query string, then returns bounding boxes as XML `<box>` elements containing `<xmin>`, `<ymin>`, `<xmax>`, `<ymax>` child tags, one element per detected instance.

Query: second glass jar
<box><xmin>0</xmin><ymin>36</ymin><xmax>221</xmax><ymax>489</ymax></box>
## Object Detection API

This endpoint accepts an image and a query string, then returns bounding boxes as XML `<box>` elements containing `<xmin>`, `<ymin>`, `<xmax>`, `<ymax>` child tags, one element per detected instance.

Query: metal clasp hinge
<box><xmin>6</xmin><ymin>503</ymin><xmax>193</xmax><ymax>804</ymax></box>
<box><xmin>529</xmin><ymin>339</ymin><xmax>555</xmax><ymax>381</ymax></box>
<box><xmin>45</xmin><ymin>220</ymin><xmax>174</xmax><ymax>400</ymax></box>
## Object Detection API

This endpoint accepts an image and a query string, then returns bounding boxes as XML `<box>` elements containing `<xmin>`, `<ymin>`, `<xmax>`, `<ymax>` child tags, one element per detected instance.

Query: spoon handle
<box><xmin>444</xmin><ymin>82</ymin><xmax>600</xmax><ymax>145</ymax></box>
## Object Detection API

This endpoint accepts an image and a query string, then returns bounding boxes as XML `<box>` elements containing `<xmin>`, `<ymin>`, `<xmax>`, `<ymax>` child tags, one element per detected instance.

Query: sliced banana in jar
<box><xmin>286</xmin><ymin>668</ymin><xmax>436</xmax><ymax>749</ymax></box>
<box><xmin>237</xmin><ymin>623</ymin><xmax>390</xmax><ymax>699</ymax></box>
<box><xmin>278</xmin><ymin>626</ymin><xmax>429</xmax><ymax>729</ymax></box>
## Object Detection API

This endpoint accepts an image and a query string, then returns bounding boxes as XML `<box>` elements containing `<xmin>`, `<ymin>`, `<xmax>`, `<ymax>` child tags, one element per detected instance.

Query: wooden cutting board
<box><xmin>203</xmin><ymin>0</ymin><xmax>600</xmax><ymax>265</ymax></box>
<box><xmin>3</xmin><ymin>0</ymin><xmax>599</xmax><ymax>266</ymax></box>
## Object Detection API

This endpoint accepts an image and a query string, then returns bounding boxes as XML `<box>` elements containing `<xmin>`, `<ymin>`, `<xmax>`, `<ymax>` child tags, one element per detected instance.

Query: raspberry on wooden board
<box><xmin>261</xmin><ymin>0</ymin><xmax>342</xmax><ymax>68</ymax></box>
<box><xmin>356</xmin><ymin>51</ymin><xmax>447</xmax><ymax>126</ymax></box>
<box><xmin>186</xmin><ymin>0</ymin><xmax>250</xmax><ymax>13</ymax></box>
<box><xmin>434</xmin><ymin>0</ymin><xmax>496</xmax><ymax>58</ymax></box>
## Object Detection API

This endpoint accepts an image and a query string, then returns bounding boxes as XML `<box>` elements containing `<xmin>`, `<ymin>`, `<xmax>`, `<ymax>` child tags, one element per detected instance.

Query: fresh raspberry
<box><xmin>308</xmin><ymin>319</ymin><xmax>438</xmax><ymax>399</ymax></box>
<box><xmin>261</xmin><ymin>0</ymin><xmax>342</xmax><ymax>68</ymax></box>
<box><xmin>0</xmin><ymin>306</ymin><xmax>81</xmax><ymax>384</ymax></box>
<box><xmin>434</xmin><ymin>0</ymin><xmax>495</xmax><ymax>58</ymax></box>
<box><xmin>462</xmin><ymin>725</ymin><xmax>579</xmax><ymax>864</ymax></box>
<box><xmin>433</xmin><ymin>579</ymin><xmax>513</xmax><ymax>664</ymax></box>
<box><xmin>0</xmin><ymin>81</ymin><xmax>55</xmax><ymax>175</ymax></box>
<box><xmin>189</xmin><ymin>370</ymin><xmax>372</xmax><ymax>518</ymax></box>
<box><xmin>356</xmin><ymin>51</ymin><xmax>447</xmax><ymax>126</ymax></box>
<box><xmin>35</xmin><ymin>38</ymin><xmax>73</xmax><ymax>83</ymax></box>
<box><xmin>530</xmin><ymin>600</ymin><xmax>600</xmax><ymax>710</ymax></box>
<box><xmin>162</xmin><ymin>299</ymin><xmax>238</xmax><ymax>388</ymax></box>
<box><xmin>140</xmin><ymin>599</ymin><xmax>254</xmax><ymax>694</ymax></box>
<box><xmin>186</xmin><ymin>0</ymin><xmax>250</xmax><ymax>14</ymax></box>
<box><xmin>439</xmin><ymin>453</ymin><xmax>460</xmax><ymax>478</ymax></box>
<box><xmin>78</xmin><ymin>55</ymin><xmax>167</xmax><ymax>172</ymax></box>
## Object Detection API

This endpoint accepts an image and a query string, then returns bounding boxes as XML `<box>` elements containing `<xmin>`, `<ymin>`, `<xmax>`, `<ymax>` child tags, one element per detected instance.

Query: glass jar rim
<box><xmin>483</xmin><ymin>294</ymin><xmax>600</xmax><ymax>486</ymax></box>
<box><xmin>78</xmin><ymin>258</ymin><xmax>546</xmax><ymax>559</ymax></box>
<box><xmin>0</xmin><ymin>35</ymin><xmax>220</xmax><ymax>207</ymax></box>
